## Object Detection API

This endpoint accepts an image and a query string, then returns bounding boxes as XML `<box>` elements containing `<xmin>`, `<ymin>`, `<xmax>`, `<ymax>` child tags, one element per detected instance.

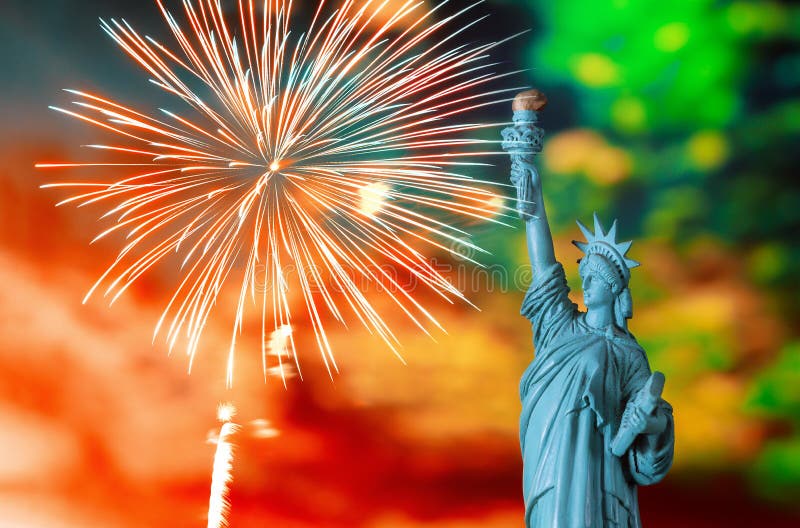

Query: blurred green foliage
<box><xmin>533</xmin><ymin>0</ymin><xmax>744</xmax><ymax>133</ymax></box>
<box><xmin>747</xmin><ymin>342</ymin><xmax>800</xmax><ymax>500</ymax></box>
<box><xmin>490</xmin><ymin>0</ymin><xmax>800</xmax><ymax>499</ymax></box>
<box><xmin>747</xmin><ymin>342</ymin><xmax>800</xmax><ymax>421</ymax></box>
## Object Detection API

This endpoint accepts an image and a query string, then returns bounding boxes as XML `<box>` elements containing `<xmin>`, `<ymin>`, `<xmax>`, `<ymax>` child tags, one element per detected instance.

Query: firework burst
<box><xmin>37</xmin><ymin>0</ymin><xmax>523</xmax><ymax>385</ymax></box>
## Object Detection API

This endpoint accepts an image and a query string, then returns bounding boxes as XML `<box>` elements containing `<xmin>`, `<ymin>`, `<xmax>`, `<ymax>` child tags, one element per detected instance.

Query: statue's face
<box><xmin>581</xmin><ymin>272</ymin><xmax>614</xmax><ymax>310</ymax></box>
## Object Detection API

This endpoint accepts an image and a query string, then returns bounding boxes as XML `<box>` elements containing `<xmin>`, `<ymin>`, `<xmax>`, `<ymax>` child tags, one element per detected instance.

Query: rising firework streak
<box><xmin>207</xmin><ymin>402</ymin><xmax>240</xmax><ymax>528</ymax></box>
<box><xmin>37</xmin><ymin>0</ymin><xmax>523</xmax><ymax>384</ymax></box>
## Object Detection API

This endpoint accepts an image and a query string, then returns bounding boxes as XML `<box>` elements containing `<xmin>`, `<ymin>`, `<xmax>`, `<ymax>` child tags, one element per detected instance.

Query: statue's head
<box><xmin>574</xmin><ymin>214</ymin><xmax>638</xmax><ymax>330</ymax></box>
<box><xmin>579</xmin><ymin>254</ymin><xmax>620</xmax><ymax>307</ymax></box>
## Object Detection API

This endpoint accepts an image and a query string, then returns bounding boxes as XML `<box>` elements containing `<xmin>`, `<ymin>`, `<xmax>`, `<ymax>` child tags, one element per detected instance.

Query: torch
<box><xmin>501</xmin><ymin>89</ymin><xmax>548</xmax><ymax>221</ymax></box>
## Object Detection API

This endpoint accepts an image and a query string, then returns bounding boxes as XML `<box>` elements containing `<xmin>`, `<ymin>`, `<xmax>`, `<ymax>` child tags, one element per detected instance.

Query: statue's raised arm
<box><xmin>501</xmin><ymin>90</ymin><xmax>575</xmax><ymax>355</ymax></box>
<box><xmin>501</xmin><ymin>90</ymin><xmax>556</xmax><ymax>280</ymax></box>
<box><xmin>503</xmin><ymin>90</ymin><xmax>675</xmax><ymax>528</ymax></box>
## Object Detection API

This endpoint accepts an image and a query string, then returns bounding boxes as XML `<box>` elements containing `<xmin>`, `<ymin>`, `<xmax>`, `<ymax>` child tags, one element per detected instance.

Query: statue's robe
<box><xmin>520</xmin><ymin>264</ymin><xmax>674</xmax><ymax>528</ymax></box>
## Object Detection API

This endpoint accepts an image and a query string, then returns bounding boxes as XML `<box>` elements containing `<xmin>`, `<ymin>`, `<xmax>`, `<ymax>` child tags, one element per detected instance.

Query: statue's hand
<box><xmin>629</xmin><ymin>404</ymin><xmax>668</xmax><ymax>436</ymax></box>
<box><xmin>509</xmin><ymin>160</ymin><xmax>539</xmax><ymax>220</ymax></box>
<box><xmin>501</xmin><ymin>120</ymin><xmax>544</xmax><ymax>222</ymax></box>
<box><xmin>510</xmin><ymin>157</ymin><xmax>540</xmax><ymax>187</ymax></box>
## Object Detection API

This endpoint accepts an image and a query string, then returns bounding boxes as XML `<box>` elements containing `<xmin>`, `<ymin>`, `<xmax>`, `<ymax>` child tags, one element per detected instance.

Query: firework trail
<box><xmin>38</xmin><ymin>0</ymin><xmax>524</xmax><ymax>384</ymax></box>
<box><xmin>207</xmin><ymin>402</ymin><xmax>240</xmax><ymax>528</ymax></box>
<box><xmin>265</xmin><ymin>323</ymin><xmax>297</xmax><ymax>383</ymax></box>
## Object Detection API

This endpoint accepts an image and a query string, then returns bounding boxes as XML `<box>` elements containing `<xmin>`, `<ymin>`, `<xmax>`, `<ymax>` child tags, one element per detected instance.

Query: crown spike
<box><xmin>593</xmin><ymin>212</ymin><xmax>605</xmax><ymax>238</ymax></box>
<box><xmin>575</xmin><ymin>214</ymin><xmax>640</xmax><ymax>279</ymax></box>
<box><xmin>606</xmin><ymin>219</ymin><xmax>618</xmax><ymax>243</ymax></box>
<box><xmin>573</xmin><ymin>240</ymin><xmax>589</xmax><ymax>253</ymax></box>
<box><xmin>576</xmin><ymin>219</ymin><xmax>594</xmax><ymax>242</ymax></box>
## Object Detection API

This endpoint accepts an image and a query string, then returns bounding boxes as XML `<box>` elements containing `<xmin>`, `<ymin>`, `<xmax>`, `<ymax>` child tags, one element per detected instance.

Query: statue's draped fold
<box><xmin>519</xmin><ymin>264</ymin><xmax>674</xmax><ymax>528</ymax></box>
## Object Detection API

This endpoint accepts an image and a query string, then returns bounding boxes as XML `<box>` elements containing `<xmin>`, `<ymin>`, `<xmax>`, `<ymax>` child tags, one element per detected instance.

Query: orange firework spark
<box><xmin>37</xmin><ymin>0</ymin><xmax>523</xmax><ymax>384</ymax></box>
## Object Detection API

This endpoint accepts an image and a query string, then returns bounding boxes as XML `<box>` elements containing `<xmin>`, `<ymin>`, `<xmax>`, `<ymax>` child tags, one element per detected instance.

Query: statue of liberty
<box><xmin>501</xmin><ymin>90</ymin><xmax>675</xmax><ymax>528</ymax></box>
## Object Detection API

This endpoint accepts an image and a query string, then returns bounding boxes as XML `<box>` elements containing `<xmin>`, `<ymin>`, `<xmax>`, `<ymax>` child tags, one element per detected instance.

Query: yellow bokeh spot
<box><xmin>727</xmin><ymin>2</ymin><xmax>759</xmax><ymax>33</ymax></box>
<box><xmin>636</xmin><ymin>289</ymin><xmax>735</xmax><ymax>337</ymax></box>
<box><xmin>654</xmin><ymin>22</ymin><xmax>690</xmax><ymax>52</ymax></box>
<box><xmin>571</xmin><ymin>53</ymin><xmax>620</xmax><ymax>87</ymax></box>
<box><xmin>668</xmin><ymin>373</ymin><xmax>762</xmax><ymax>468</ymax></box>
<box><xmin>585</xmin><ymin>146</ymin><xmax>633</xmax><ymax>185</ymax></box>
<box><xmin>543</xmin><ymin>129</ymin><xmax>603</xmax><ymax>174</ymax></box>
<box><xmin>611</xmin><ymin>96</ymin><xmax>647</xmax><ymax>132</ymax></box>
<box><xmin>269</xmin><ymin>160</ymin><xmax>280</xmax><ymax>171</ymax></box>
<box><xmin>543</xmin><ymin>129</ymin><xmax>632</xmax><ymax>185</ymax></box>
<box><xmin>687</xmin><ymin>130</ymin><xmax>729</xmax><ymax>170</ymax></box>
<box><xmin>727</xmin><ymin>2</ymin><xmax>786</xmax><ymax>35</ymax></box>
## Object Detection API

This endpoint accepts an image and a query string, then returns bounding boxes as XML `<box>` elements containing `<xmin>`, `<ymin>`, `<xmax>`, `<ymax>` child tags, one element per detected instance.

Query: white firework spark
<box><xmin>207</xmin><ymin>402</ymin><xmax>240</xmax><ymax>528</ymax></box>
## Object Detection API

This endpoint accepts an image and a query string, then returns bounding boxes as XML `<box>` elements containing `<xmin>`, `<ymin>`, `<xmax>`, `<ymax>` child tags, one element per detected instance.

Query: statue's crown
<box><xmin>573</xmin><ymin>213</ymin><xmax>639</xmax><ymax>286</ymax></box>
